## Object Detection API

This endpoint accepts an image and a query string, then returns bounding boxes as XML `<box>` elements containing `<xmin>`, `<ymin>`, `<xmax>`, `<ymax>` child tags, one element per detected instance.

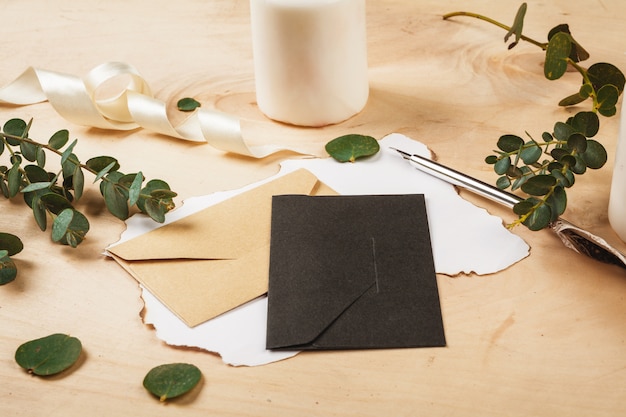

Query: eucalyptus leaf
<box><xmin>582</xmin><ymin>139</ymin><xmax>608</xmax><ymax>169</ymax></box>
<box><xmin>497</xmin><ymin>134</ymin><xmax>523</xmax><ymax>152</ymax></box>
<box><xmin>143</xmin><ymin>198</ymin><xmax>166</xmax><ymax>223</ymax></box>
<box><xmin>86</xmin><ymin>156</ymin><xmax>121</xmax><ymax>174</ymax></box>
<box><xmin>3</xmin><ymin>118</ymin><xmax>28</xmax><ymax>145</ymax></box>
<box><xmin>0</xmin><ymin>251</ymin><xmax>18</xmax><ymax>285</ymax></box>
<box><xmin>48</xmin><ymin>129</ymin><xmax>70</xmax><ymax>150</ymax></box>
<box><xmin>128</xmin><ymin>171</ymin><xmax>144</xmax><ymax>207</ymax></box>
<box><xmin>520</xmin><ymin>142</ymin><xmax>541</xmax><ymax>164</ymax></box>
<box><xmin>103</xmin><ymin>182</ymin><xmax>130</xmax><ymax>220</ymax></box>
<box><xmin>60</xmin><ymin>139</ymin><xmax>78</xmax><ymax>166</ymax></box>
<box><xmin>7</xmin><ymin>163</ymin><xmax>22</xmax><ymax>198</ymax></box>
<box><xmin>0</xmin><ymin>232</ymin><xmax>23</xmax><ymax>256</ymax></box>
<box><xmin>20</xmin><ymin>141</ymin><xmax>38</xmax><ymax>162</ymax></box>
<box><xmin>51</xmin><ymin>208</ymin><xmax>89</xmax><ymax>247</ymax></box>
<box><xmin>73</xmin><ymin>164</ymin><xmax>85</xmax><ymax>201</ymax></box>
<box><xmin>569</xmin><ymin>111</ymin><xmax>599</xmax><ymax>137</ymax></box>
<box><xmin>20</xmin><ymin>182</ymin><xmax>53</xmax><ymax>193</ymax></box>
<box><xmin>143</xmin><ymin>363</ymin><xmax>202</xmax><ymax>402</ymax></box>
<box><xmin>521</xmin><ymin>174</ymin><xmax>556</xmax><ymax>196</ymax></box>
<box><xmin>503</xmin><ymin>2</ymin><xmax>526</xmax><ymax>48</ymax></box>
<box><xmin>325</xmin><ymin>134</ymin><xmax>380</xmax><ymax>163</ymax></box>
<box><xmin>494</xmin><ymin>156</ymin><xmax>511</xmax><ymax>175</ymax></box>
<box><xmin>596</xmin><ymin>84</ymin><xmax>619</xmax><ymax>117</ymax></box>
<box><xmin>137</xmin><ymin>180</ymin><xmax>174</xmax><ymax>213</ymax></box>
<box><xmin>544</xmin><ymin>32</ymin><xmax>571</xmax><ymax>80</ymax></box>
<box><xmin>522</xmin><ymin>199</ymin><xmax>552</xmax><ymax>230</ymax></box>
<box><xmin>15</xmin><ymin>333</ymin><xmax>82</xmax><ymax>376</ymax></box>
<box><xmin>177</xmin><ymin>97</ymin><xmax>201</xmax><ymax>112</ymax></box>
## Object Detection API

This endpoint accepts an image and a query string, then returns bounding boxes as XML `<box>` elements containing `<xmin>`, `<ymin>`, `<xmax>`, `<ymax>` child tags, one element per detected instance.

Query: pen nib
<box><xmin>390</xmin><ymin>147</ymin><xmax>411</xmax><ymax>159</ymax></box>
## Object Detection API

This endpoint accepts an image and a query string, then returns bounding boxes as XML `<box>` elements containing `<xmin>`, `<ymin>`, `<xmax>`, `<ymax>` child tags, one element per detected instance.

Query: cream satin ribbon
<box><xmin>0</xmin><ymin>62</ymin><xmax>309</xmax><ymax>158</ymax></box>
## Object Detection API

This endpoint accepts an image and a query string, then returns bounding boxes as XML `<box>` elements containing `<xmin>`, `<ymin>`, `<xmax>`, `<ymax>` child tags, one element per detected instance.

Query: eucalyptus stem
<box><xmin>443</xmin><ymin>10</ymin><xmax>547</xmax><ymax>49</ymax></box>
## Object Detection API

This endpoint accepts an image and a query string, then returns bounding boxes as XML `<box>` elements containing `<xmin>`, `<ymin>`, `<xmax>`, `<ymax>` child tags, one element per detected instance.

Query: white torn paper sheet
<box><xmin>110</xmin><ymin>133</ymin><xmax>530</xmax><ymax>366</ymax></box>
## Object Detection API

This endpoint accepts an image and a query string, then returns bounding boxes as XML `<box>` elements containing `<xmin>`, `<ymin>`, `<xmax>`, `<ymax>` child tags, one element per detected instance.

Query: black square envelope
<box><xmin>266</xmin><ymin>194</ymin><xmax>446</xmax><ymax>350</ymax></box>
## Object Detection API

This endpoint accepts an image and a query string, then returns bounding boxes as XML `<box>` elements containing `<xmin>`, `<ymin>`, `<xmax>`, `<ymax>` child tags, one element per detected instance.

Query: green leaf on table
<box><xmin>325</xmin><ymin>134</ymin><xmax>379</xmax><ymax>163</ymax></box>
<box><xmin>137</xmin><ymin>180</ymin><xmax>175</xmax><ymax>214</ymax></box>
<box><xmin>48</xmin><ymin>129</ymin><xmax>70</xmax><ymax>150</ymax></box>
<box><xmin>587</xmin><ymin>62</ymin><xmax>625</xmax><ymax>94</ymax></box>
<box><xmin>15</xmin><ymin>333</ymin><xmax>82</xmax><ymax>376</ymax></box>
<box><xmin>496</xmin><ymin>134</ymin><xmax>523</xmax><ymax>152</ymax></box>
<box><xmin>177</xmin><ymin>97</ymin><xmax>201</xmax><ymax>112</ymax></box>
<box><xmin>569</xmin><ymin>111</ymin><xmax>599</xmax><ymax>137</ymax></box>
<box><xmin>143</xmin><ymin>363</ymin><xmax>202</xmax><ymax>402</ymax></box>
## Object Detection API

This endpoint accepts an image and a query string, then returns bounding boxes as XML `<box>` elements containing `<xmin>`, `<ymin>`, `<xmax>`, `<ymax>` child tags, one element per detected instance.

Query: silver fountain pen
<box><xmin>392</xmin><ymin>147</ymin><xmax>626</xmax><ymax>270</ymax></box>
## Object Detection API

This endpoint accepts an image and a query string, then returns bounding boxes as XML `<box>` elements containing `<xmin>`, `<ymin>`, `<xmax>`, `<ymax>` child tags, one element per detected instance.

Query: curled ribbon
<box><xmin>0</xmin><ymin>62</ymin><xmax>309</xmax><ymax>158</ymax></box>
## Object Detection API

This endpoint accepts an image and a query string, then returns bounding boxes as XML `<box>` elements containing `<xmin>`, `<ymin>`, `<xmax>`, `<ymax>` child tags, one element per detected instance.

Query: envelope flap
<box><xmin>108</xmin><ymin>169</ymin><xmax>321</xmax><ymax>261</ymax></box>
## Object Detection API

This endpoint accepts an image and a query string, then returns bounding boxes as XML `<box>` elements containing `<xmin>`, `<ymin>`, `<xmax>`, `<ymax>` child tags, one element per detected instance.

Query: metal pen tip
<box><xmin>389</xmin><ymin>147</ymin><xmax>411</xmax><ymax>159</ymax></box>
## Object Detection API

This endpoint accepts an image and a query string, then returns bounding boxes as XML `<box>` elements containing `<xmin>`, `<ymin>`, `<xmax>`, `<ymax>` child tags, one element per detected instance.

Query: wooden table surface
<box><xmin>2</xmin><ymin>1</ymin><xmax>625</xmax><ymax>415</ymax></box>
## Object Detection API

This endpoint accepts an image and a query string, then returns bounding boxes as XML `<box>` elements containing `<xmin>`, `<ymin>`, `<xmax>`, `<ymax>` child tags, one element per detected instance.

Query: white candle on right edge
<box><xmin>249</xmin><ymin>0</ymin><xmax>369</xmax><ymax>127</ymax></box>
<box><xmin>608</xmin><ymin>104</ymin><xmax>626</xmax><ymax>242</ymax></box>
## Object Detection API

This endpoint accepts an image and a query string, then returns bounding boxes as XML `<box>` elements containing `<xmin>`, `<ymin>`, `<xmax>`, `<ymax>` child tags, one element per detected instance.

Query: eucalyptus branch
<box><xmin>445</xmin><ymin>3</ymin><xmax>625</xmax><ymax>230</ymax></box>
<box><xmin>1</xmin><ymin>118</ymin><xmax>178</xmax><ymax>284</ymax></box>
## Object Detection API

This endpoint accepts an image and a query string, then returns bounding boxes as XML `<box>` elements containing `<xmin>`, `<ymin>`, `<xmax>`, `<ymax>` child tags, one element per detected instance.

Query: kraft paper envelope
<box><xmin>108</xmin><ymin>169</ymin><xmax>336</xmax><ymax>327</ymax></box>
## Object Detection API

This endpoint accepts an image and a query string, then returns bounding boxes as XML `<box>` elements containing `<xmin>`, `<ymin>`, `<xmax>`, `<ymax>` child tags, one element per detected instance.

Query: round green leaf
<box><xmin>569</xmin><ymin>111</ymin><xmax>599</xmax><ymax>137</ymax></box>
<box><xmin>15</xmin><ymin>333</ymin><xmax>82</xmax><ymax>376</ymax></box>
<box><xmin>0</xmin><ymin>251</ymin><xmax>18</xmax><ymax>285</ymax></box>
<box><xmin>520</xmin><ymin>142</ymin><xmax>542</xmax><ymax>164</ymax></box>
<box><xmin>86</xmin><ymin>156</ymin><xmax>120</xmax><ymax>174</ymax></box>
<box><xmin>496</xmin><ymin>176</ymin><xmax>511</xmax><ymax>190</ymax></box>
<box><xmin>51</xmin><ymin>209</ymin><xmax>90</xmax><ymax>247</ymax></box>
<box><xmin>177</xmin><ymin>97</ymin><xmax>201</xmax><ymax>112</ymax></box>
<box><xmin>103</xmin><ymin>182</ymin><xmax>130</xmax><ymax>220</ymax></box>
<box><xmin>0</xmin><ymin>232</ymin><xmax>24</xmax><ymax>256</ymax></box>
<box><xmin>3</xmin><ymin>119</ymin><xmax>28</xmax><ymax>145</ymax></box>
<box><xmin>143</xmin><ymin>363</ymin><xmax>202</xmax><ymax>402</ymax></box>
<box><xmin>325</xmin><ymin>134</ymin><xmax>380</xmax><ymax>163</ymax></box>
<box><xmin>596</xmin><ymin>84</ymin><xmax>619</xmax><ymax>117</ymax></box>
<box><xmin>48</xmin><ymin>129</ymin><xmax>70</xmax><ymax>150</ymax></box>
<box><xmin>587</xmin><ymin>62</ymin><xmax>625</xmax><ymax>94</ymax></box>
<box><xmin>521</xmin><ymin>174</ymin><xmax>557</xmax><ymax>196</ymax></box>
<box><xmin>582</xmin><ymin>139</ymin><xmax>608</xmax><ymax>169</ymax></box>
<box><xmin>493</xmin><ymin>156</ymin><xmax>511</xmax><ymax>175</ymax></box>
<box><xmin>567</xmin><ymin>133</ymin><xmax>587</xmax><ymax>153</ymax></box>
<box><xmin>496</xmin><ymin>134</ymin><xmax>523</xmax><ymax>152</ymax></box>
<box><xmin>40</xmin><ymin>192</ymin><xmax>73</xmax><ymax>215</ymax></box>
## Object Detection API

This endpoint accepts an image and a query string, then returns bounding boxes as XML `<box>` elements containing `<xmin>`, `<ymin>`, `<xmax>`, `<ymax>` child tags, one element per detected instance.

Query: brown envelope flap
<box><xmin>108</xmin><ymin>168</ymin><xmax>322</xmax><ymax>261</ymax></box>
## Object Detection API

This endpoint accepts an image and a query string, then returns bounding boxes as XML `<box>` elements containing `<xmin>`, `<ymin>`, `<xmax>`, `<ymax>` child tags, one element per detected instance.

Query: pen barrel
<box><xmin>407</xmin><ymin>155</ymin><xmax>522</xmax><ymax>208</ymax></box>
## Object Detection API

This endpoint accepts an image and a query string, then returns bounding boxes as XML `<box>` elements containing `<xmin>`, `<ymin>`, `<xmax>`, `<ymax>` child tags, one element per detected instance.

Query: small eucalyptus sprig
<box><xmin>444</xmin><ymin>3</ymin><xmax>625</xmax><ymax>230</ymax></box>
<box><xmin>0</xmin><ymin>118</ymin><xmax>177</xmax><ymax>282</ymax></box>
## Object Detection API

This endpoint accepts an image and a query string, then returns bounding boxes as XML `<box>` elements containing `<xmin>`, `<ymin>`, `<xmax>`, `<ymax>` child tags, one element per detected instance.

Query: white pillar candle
<box><xmin>609</xmin><ymin>104</ymin><xmax>626</xmax><ymax>242</ymax></box>
<box><xmin>249</xmin><ymin>0</ymin><xmax>369</xmax><ymax>127</ymax></box>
